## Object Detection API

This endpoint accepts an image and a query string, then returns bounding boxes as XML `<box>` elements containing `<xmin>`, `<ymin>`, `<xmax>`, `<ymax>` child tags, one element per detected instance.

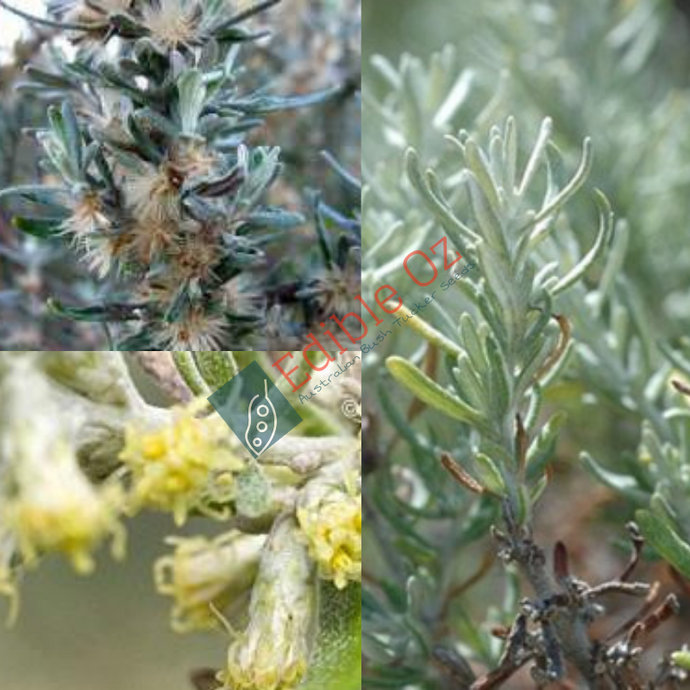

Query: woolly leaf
<box><xmin>386</xmin><ymin>356</ymin><xmax>484</xmax><ymax>428</ymax></box>
<box><xmin>526</xmin><ymin>411</ymin><xmax>567</xmax><ymax>481</ymax></box>
<box><xmin>299</xmin><ymin>582</ymin><xmax>360</xmax><ymax>690</ymax></box>
<box><xmin>636</xmin><ymin>509</ymin><xmax>690</xmax><ymax>580</ymax></box>
<box><xmin>474</xmin><ymin>453</ymin><xmax>505</xmax><ymax>496</ymax></box>
<box><xmin>192</xmin><ymin>352</ymin><xmax>239</xmax><ymax>390</ymax></box>
<box><xmin>177</xmin><ymin>69</ymin><xmax>207</xmax><ymax>135</ymax></box>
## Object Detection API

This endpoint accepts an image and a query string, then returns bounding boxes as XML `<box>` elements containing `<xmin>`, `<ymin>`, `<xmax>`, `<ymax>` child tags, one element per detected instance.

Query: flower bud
<box><xmin>221</xmin><ymin>517</ymin><xmax>316</xmax><ymax>690</ymax></box>
<box><xmin>155</xmin><ymin>531</ymin><xmax>266</xmax><ymax>633</ymax></box>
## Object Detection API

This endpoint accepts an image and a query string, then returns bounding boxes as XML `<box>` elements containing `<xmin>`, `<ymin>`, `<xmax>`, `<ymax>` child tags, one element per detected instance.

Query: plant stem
<box><xmin>502</xmin><ymin>509</ymin><xmax>601</xmax><ymax>687</ymax></box>
<box><xmin>0</xmin><ymin>0</ymin><xmax>94</xmax><ymax>31</ymax></box>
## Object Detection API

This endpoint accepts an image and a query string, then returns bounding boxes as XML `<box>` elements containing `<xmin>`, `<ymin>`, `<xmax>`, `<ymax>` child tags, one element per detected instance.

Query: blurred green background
<box><xmin>0</xmin><ymin>515</ymin><xmax>225</xmax><ymax>690</ymax></box>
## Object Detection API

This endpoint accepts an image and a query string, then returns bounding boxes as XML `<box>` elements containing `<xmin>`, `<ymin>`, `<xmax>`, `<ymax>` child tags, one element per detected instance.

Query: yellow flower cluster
<box><xmin>155</xmin><ymin>531</ymin><xmax>265</xmax><ymax>633</ymax></box>
<box><xmin>0</xmin><ymin>355</ymin><xmax>125</xmax><ymax>578</ymax></box>
<box><xmin>119</xmin><ymin>401</ymin><xmax>243</xmax><ymax>525</ymax></box>
<box><xmin>5</xmin><ymin>438</ymin><xmax>124</xmax><ymax>575</ymax></box>
<box><xmin>298</xmin><ymin>490</ymin><xmax>361</xmax><ymax>590</ymax></box>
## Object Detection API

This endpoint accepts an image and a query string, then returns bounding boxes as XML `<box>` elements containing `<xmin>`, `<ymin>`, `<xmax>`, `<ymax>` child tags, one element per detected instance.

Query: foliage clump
<box><xmin>362</xmin><ymin>2</ymin><xmax>690</xmax><ymax>685</ymax></box>
<box><xmin>0</xmin><ymin>0</ymin><xmax>360</xmax><ymax>350</ymax></box>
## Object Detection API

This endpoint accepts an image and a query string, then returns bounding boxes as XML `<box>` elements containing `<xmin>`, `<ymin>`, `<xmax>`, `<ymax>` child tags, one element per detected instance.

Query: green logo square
<box><xmin>208</xmin><ymin>360</ymin><xmax>303</xmax><ymax>457</ymax></box>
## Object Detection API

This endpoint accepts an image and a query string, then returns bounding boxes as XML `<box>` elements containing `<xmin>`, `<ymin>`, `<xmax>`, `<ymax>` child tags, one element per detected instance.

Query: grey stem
<box><xmin>505</xmin><ymin>519</ymin><xmax>603</xmax><ymax>688</ymax></box>
<box><xmin>0</xmin><ymin>0</ymin><xmax>95</xmax><ymax>31</ymax></box>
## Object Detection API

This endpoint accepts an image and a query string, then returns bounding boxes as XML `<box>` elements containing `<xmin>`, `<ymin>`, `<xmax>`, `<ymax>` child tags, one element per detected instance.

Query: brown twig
<box><xmin>626</xmin><ymin>594</ymin><xmax>679</xmax><ymax>646</ymax></box>
<box><xmin>620</xmin><ymin>522</ymin><xmax>645</xmax><ymax>582</ymax></box>
<box><xmin>671</xmin><ymin>379</ymin><xmax>690</xmax><ymax>397</ymax></box>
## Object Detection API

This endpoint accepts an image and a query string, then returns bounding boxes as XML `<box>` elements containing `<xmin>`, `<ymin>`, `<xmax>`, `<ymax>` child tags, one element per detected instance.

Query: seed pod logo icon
<box><xmin>245</xmin><ymin>379</ymin><xmax>277</xmax><ymax>457</ymax></box>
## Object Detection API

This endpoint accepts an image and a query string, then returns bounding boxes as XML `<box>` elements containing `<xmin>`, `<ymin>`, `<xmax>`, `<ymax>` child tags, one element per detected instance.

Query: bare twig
<box><xmin>0</xmin><ymin>0</ymin><xmax>96</xmax><ymax>31</ymax></box>
<box><xmin>620</xmin><ymin>522</ymin><xmax>645</xmax><ymax>582</ymax></box>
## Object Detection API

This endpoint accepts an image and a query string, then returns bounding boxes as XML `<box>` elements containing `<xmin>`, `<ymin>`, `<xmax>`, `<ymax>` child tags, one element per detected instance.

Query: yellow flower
<box><xmin>5</xmin><ymin>436</ymin><xmax>124</xmax><ymax>575</ymax></box>
<box><xmin>119</xmin><ymin>400</ymin><xmax>243</xmax><ymax>524</ymax></box>
<box><xmin>155</xmin><ymin>531</ymin><xmax>265</xmax><ymax>633</ymax></box>
<box><xmin>221</xmin><ymin>517</ymin><xmax>316</xmax><ymax>690</ymax></box>
<box><xmin>0</xmin><ymin>357</ymin><xmax>125</xmax><ymax>575</ymax></box>
<box><xmin>297</xmin><ymin>489</ymin><xmax>361</xmax><ymax>590</ymax></box>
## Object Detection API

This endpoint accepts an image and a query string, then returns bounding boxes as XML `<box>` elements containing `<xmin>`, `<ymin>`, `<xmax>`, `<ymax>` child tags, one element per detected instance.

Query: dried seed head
<box><xmin>142</xmin><ymin>0</ymin><xmax>202</xmax><ymax>50</ymax></box>
<box><xmin>62</xmin><ymin>191</ymin><xmax>111</xmax><ymax>242</ymax></box>
<box><xmin>80</xmin><ymin>232</ymin><xmax>132</xmax><ymax>278</ymax></box>
<box><xmin>306</xmin><ymin>260</ymin><xmax>360</xmax><ymax>317</ymax></box>
<box><xmin>222</xmin><ymin>276</ymin><xmax>265</xmax><ymax>317</ymax></box>
<box><xmin>170</xmin><ymin>226</ymin><xmax>223</xmax><ymax>282</ymax></box>
<box><xmin>130</xmin><ymin>219</ymin><xmax>179</xmax><ymax>265</ymax></box>
<box><xmin>156</xmin><ymin>308</ymin><xmax>229</xmax><ymax>351</ymax></box>
<box><xmin>125</xmin><ymin>162</ymin><xmax>182</xmax><ymax>225</ymax></box>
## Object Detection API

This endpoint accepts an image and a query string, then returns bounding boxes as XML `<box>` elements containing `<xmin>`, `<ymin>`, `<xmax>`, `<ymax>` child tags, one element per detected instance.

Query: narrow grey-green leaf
<box><xmin>581</xmin><ymin>451</ymin><xmax>647</xmax><ymax>502</ymax></box>
<box><xmin>636</xmin><ymin>509</ymin><xmax>690</xmax><ymax>580</ymax></box>
<box><xmin>177</xmin><ymin>68</ymin><xmax>207</xmax><ymax>135</ymax></box>
<box><xmin>386</xmin><ymin>356</ymin><xmax>484</xmax><ymax>427</ymax></box>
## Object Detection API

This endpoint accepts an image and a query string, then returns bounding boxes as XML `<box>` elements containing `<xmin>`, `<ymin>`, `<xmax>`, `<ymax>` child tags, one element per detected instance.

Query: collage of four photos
<box><xmin>2</xmin><ymin>1</ymin><xmax>690</xmax><ymax>689</ymax></box>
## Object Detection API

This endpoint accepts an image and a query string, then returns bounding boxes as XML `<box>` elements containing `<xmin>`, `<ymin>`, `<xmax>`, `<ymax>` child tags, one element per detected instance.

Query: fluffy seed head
<box><xmin>307</xmin><ymin>258</ymin><xmax>360</xmax><ymax>318</ymax></box>
<box><xmin>125</xmin><ymin>163</ymin><xmax>182</xmax><ymax>225</ymax></box>
<box><xmin>142</xmin><ymin>0</ymin><xmax>202</xmax><ymax>50</ymax></box>
<box><xmin>62</xmin><ymin>191</ymin><xmax>110</xmax><ymax>242</ymax></box>
<box><xmin>157</xmin><ymin>307</ymin><xmax>229</xmax><ymax>351</ymax></box>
